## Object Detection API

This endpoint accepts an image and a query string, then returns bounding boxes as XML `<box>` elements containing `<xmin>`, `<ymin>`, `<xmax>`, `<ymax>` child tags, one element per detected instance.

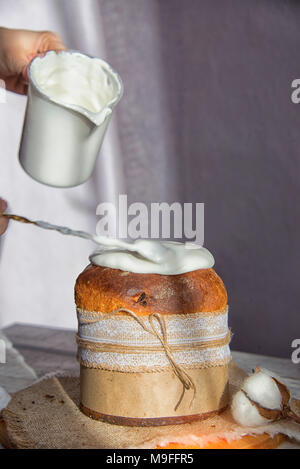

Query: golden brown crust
<box><xmin>75</xmin><ymin>265</ymin><xmax>227</xmax><ymax>316</ymax></box>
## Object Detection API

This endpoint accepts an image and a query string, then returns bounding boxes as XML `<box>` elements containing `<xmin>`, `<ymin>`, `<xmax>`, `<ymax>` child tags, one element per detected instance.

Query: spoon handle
<box><xmin>0</xmin><ymin>213</ymin><xmax>167</xmax><ymax>263</ymax></box>
<box><xmin>1</xmin><ymin>213</ymin><xmax>94</xmax><ymax>241</ymax></box>
<box><xmin>1</xmin><ymin>213</ymin><xmax>136</xmax><ymax>250</ymax></box>
<box><xmin>1</xmin><ymin>213</ymin><xmax>36</xmax><ymax>224</ymax></box>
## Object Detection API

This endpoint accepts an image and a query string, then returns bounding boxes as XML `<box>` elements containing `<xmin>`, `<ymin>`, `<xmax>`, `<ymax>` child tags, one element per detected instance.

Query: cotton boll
<box><xmin>231</xmin><ymin>391</ymin><xmax>270</xmax><ymax>427</ymax></box>
<box><xmin>242</xmin><ymin>371</ymin><xmax>282</xmax><ymax>410</ymax></box>
<box><xmin>231</xmin><ymin>368</ymin><xmax>297</xmax><ymax>427</ymax></box>
<box><xmin>259</xmin><ymin>367</ymin><xmax>281</xmax><ymax>381</ymax></box>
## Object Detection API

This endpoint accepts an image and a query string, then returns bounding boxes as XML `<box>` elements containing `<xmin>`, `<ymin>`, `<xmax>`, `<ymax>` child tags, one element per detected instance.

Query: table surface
<box><xmin>2</xmin><ymin>323</ymin><xmax>300</xmax><ymax>399</ymax></box>
<box><xmin>1</xmin><ymin>323</ymin><xmax>300</xmax><ymax>450</ymax></box>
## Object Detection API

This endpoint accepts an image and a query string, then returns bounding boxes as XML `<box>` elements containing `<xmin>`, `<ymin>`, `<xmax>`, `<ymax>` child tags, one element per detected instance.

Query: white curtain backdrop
<box><xmin>0</xmin><ymin>0</ymin><xmax>181</xmax><ymax>330</ymax></box>
<box><xmin>0</xmin><ymin>0</ymin><xmax>128</xmax><ymax>329</ymax></box>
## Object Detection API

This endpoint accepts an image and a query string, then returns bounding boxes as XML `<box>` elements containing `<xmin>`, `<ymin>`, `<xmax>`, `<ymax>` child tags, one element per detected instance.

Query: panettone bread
<box><xmin>75</xmin><ymin>264</ymin><xmax>230</xmax><ymax>426</ymax></box>
<box><xmin>75</xmin><ymin>265</ymin><xmax>227</xmax><ymax>316</ymax></box>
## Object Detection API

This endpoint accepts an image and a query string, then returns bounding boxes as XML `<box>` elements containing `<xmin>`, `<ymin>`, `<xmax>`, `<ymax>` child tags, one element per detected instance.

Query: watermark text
<box><xmin>291</xmin><ymin>339</ymin><xmax>300</xmax><ymax>364</ymax></box>
<box><xmin>96</xmin><ymin>195</ymin><xmax>204</xmax><ymax>244</ymax></box>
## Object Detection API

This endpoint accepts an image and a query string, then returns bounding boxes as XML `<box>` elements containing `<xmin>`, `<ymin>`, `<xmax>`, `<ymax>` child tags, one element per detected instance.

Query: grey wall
<box><xmin>99</xmin><ymin>0</ymin><xmax>300</xmax><ymax>357</ymax></box>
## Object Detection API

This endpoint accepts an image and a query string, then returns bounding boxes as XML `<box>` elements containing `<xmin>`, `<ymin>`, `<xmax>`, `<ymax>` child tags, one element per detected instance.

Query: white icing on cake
<box><xmin>90</xmin><ymin>240</ymin><xmax>215</xmax><ymax>275</ymax></box>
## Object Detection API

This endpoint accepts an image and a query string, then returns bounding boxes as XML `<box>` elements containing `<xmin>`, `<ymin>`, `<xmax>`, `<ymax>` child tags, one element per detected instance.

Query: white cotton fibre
<box><xmin>242</xmin><ymin>371</ymin><xmax>282</xmax><ymax>410</ymax></box>
<box><xmin>231</xmin><ymin>391</ymin><xmax>269</xmax><ymax>427</ymax></box>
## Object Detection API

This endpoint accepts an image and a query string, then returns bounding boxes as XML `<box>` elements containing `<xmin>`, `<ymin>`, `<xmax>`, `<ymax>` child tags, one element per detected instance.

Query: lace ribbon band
<box><xmin>76</xmin><ymin>306</ymin><xmax>231</xmax><ymax>372</ymax></box>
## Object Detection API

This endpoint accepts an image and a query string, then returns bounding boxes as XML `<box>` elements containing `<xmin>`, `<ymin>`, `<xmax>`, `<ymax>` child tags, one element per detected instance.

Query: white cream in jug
<box><xmin>30</xmin><ymin>51</ymin><xmax>121</xmax><ymax>124</ymax></box>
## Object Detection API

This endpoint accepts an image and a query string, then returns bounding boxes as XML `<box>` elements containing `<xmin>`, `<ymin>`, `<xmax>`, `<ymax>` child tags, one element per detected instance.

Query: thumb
<box><xmin>0</xmin><ymin>198</ymin><xmax>7</xmax><ymax>213</ymax></box>
<box><xmin>0</xmin><ymin>198</ymin><xmax>8</xmax><ymax>235</ymax></box>
<box><xmin>36</xmin><ymin>30</ymin><xmax>66</xmax><ymax>54</ymax></box>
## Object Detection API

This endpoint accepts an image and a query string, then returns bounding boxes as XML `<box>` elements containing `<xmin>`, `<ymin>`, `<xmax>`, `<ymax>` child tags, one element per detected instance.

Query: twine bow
<box><xmin>79</xmin><ymin>308</ymin><xmax>196</xmax><ymax>412</ymax></box>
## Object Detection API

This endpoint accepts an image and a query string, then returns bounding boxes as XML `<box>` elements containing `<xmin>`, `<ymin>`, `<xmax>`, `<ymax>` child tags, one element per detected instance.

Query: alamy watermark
<box><xmin>291</xmin><ymin>339</ymin><xmax>300</xmax><ymax>364</ymax></box>
<box><xmin>96</xmin><ymin>195</ymin><xmax>204</xmax><ymax>244</ymax></box>
<box><xmin>0</xmin><ymin>339</ymin><xmax>6</xmax><ymax>364</ymax></box>
<box><xmin>291</xmin><ymin>79</ymin><xmax>300</xmax><ymax>103</ymax></box>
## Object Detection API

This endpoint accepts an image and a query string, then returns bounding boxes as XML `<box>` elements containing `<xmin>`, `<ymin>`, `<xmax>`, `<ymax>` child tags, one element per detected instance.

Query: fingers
<box><xmin>4</xmin><ymin>74</ymin><xmax>28</xmax><ymax>95</ymax></box>
<box><xmin>0</xmin><ymin>199</ymin><xmax>7</xmax><ymax>212</ymax></box>
<box><xmin>22</xmin><ymin>65</ymin><xmax>29</xmax><ymax>83</ymax></box>
<box><xmin>40</xmin><ymin>31</ymin><xmax>66</xmax><ymax>52</ymax></box>
<box><xmin>0</xmin><ymin>28</ymin><xmax>66</xmax><ymax>95</ymax></box>
<box><xmin>35</xmin><ymin>30</ymin><xmax>66</xmax><ymax>55</ymax></box>
<box><xmin>0</xmin><ymin>198</ymin><xmax>8</xmax><ymax>235</ymax></box>
<box><xmin>0</xmin><ymin>218</ymin><xmax>8</xmax><ymax>235</ymax></box>
<box><xmin>21</xmin><ymin>31</ymin><xmax>66</xmax><ymax>86</ymax></box>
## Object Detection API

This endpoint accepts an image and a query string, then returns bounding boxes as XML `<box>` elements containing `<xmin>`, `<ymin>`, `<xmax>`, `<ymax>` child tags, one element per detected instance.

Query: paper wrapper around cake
<box><xmin>75</xmin><ymin>265</ymin><xmax>231</xmax><ymax>426</ymax></box>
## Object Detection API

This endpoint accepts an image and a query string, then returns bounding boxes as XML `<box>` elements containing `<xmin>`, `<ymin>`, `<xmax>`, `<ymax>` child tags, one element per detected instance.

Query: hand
<box><xmin>0</xmin><ymin>27</ymin><xmax>66</xmax><ymax>95</ymax></box>
<box><xmin>0</xmin><ymin>199</ymin><xmax>8</xmax><ymax>235</ymax></box>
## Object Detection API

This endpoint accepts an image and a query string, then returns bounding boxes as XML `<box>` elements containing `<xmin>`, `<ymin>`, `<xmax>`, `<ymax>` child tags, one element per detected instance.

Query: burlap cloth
<box><xmin>2</xmin><ymin>363</ymin><xmax>300</xmax><ymax>449</ymax></box>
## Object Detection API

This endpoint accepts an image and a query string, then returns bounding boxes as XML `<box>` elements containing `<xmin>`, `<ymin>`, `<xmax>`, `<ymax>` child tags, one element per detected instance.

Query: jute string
<box><xmin>76</xmin><ymin>332</ymin><xmax>231</xmax><ymax>353</ymax></box>
<box><xmin>78</xmin><ymin>308</ymin><xmax>197</xmax><ymax>411</ymax></box>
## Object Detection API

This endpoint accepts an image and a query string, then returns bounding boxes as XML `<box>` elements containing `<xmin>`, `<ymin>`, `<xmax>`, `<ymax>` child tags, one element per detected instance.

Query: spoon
<box><xmin>1</xmin><ymin>213</ymin><xmax>169</xmax><ymax>264</ymax></box>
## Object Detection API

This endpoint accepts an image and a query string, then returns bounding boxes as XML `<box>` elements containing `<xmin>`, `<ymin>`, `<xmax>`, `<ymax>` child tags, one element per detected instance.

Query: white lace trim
<box><xmin>77</xmin><ymin>307</ymin><xmax>229</xmax><ymax>347</ymax></box>
<box><xmin>78</xmin><ymin>345</ymin><xmax>231</xmax><ymax>371</ymax></box>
